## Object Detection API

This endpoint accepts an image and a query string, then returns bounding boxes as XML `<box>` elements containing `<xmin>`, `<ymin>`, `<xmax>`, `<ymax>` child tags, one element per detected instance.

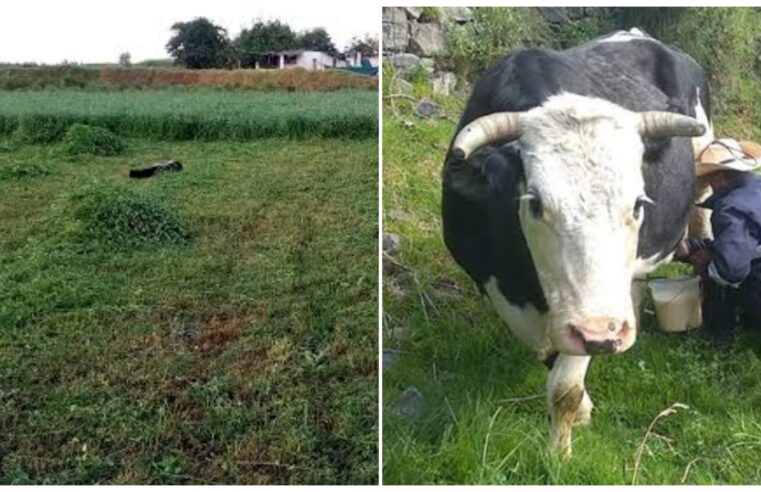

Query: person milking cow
<box><xmin>674</xmin><ymin>139</ymin><xmax>761</xmax><ymax>340</ymax></box>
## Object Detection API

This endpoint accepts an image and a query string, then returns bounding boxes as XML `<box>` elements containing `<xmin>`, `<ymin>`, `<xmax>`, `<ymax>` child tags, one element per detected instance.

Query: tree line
<box><xmin>165</xmin><ymin>17</ymin><xmax>378</xmax><ymax>69</ymax></box>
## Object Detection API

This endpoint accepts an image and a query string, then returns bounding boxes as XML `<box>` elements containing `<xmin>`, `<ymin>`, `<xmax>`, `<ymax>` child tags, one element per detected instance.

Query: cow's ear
<box><xmin>443</xmin><ymin>144</ymin><xmax>522</xmax><ymax>202</ymax></box>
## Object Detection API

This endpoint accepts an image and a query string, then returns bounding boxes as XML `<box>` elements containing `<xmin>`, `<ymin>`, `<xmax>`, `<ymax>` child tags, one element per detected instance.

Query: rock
<box><xmin>404</xmin><ymin>7</ymin><xmax>423</xmax><ymax>20</ymax></box>
<box><xmin>383</xmin><ymin>232</ymin><xmax>402</xmax><ymax>254</ymax></box>
<box><xmin>441</xmin><ymin>7</ymin><xmax>473</xmax><ymax>24</ymax></box>
<box><xmin>383</xmin><ymin>349</ymin><xmax>401</xmax><ymax>371</ymax></box>
<box><xmin>389</xmin><ymin>78</ymin><xmax>413</xmax><ymax>95</ymax></box>
<box><xmin>541</xmin><ymin>7</ymin><xmax>564</xmax><ymax>23</ymax></box>
<box><xmin>388</xmin><ymin>53</ymin><xmax>421</xmax><ymax>71</ymax></box>
<box><xmin>542</xmin><ymin>7</ymin><xmax>585</xmax><ymax>23</ymax></box>
<box><xmin>393</xmin><ymin>386</ymin><xmax>425</xmax><ymax>419</ymax></box>
<box><xmin>409</xmin><ymin>22</ymin><xmax>449</xmax><ymax>57</ymax></box>
<box><xmin>583</xmin><ymin>7</ymin><xmax>611</xmax><ymax>17</ymax></box>
<box><xmin>454</xmin><ymin>79</ymin><xmax>473</xmax><ymax>99</ymax></box>
<box><xmin>432</xmin><ymin>71</ymin><xmax>457</xmax><ymax>96</ymax></box>
<box><xmin>388</xmin><ymin>209</ymin><xmax>411</xmax><ymax>222</ymax></box>
<box><xmin>420</xmin><ymin>57</ymin><xmax>435</xmax><ymax>74</ymax></box>
<box><xmin>383</xmin><ymin>7</ymin><xmax>410</xmax><ymax>52</ymax></box>
<box><xmin>415</xmin><ymin>100</ymin><xmax>439</xmax><ymax>119</ymax></box>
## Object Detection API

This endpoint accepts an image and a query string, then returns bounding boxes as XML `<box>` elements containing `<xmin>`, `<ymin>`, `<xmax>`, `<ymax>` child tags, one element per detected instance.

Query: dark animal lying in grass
<box><xmin>129</xmin><ymin>160</ymin><xmax>183</xmax><ymax>179</ymax></box>
<box><xmin>441</xmin><ymin>28</ymin><xmax>712</xmax><ymax>456</ymax></box>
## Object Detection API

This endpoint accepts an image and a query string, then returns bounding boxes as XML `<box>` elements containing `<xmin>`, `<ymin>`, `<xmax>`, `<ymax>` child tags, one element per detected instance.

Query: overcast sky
<box><xmin>0</xmin><ymin>0</ymin><xmax>379</xmax><ymax>64</ymax></box>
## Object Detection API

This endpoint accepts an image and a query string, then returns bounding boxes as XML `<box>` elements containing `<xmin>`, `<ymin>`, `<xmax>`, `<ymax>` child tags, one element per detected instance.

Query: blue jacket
<box><xmin>696</xmin><ymin>173</ymin><xmax>761</xmax><ymax>288</ymax></box>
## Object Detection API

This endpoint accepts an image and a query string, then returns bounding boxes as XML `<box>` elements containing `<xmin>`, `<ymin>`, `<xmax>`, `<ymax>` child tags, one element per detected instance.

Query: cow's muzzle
<box><xmin>565</xmin><ymin>318</ymin><xmax>634</xmax><ymax>355</ymax></box>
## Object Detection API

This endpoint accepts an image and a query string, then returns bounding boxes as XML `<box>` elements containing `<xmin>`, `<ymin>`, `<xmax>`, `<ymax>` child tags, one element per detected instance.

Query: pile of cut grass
<box><xmin>60</xmin><ymin>124</ymin><xmax>126</xmax><ymax>156</ymax></box>
<box><xmin>0</xmin><ymin>89</ymin><xmax>377</xmax><ymax>141</ymax></box>
<box><xmin>69</xmin><ymin>184</ymin><xmax>190</xmax><ymax>247</ymax></box>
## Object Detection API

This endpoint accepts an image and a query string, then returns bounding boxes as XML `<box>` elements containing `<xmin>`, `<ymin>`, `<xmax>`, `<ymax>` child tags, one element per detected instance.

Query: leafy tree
<box><xmin>118</xmin><ymin>52</ymin><xmax>131</xmax><ymax>67</ymax></box>
<box><xmin>346</xmin><ymin>34</ymin><xmax>379</xmax><ymax>58</ymax></box>
<box><xmin>298</xmin><ymin>28</ymin><xmax>337</xmax><ymax>55</ymax></box>
<box><xmin>166</xmin><ymin>17</ymin><xmax>232</xmax><ymax>69</ymax></box>
<box><xmin>235</xmin><ymin>20</ymin><xmax>297</xmax><ymax>68</ymax></box>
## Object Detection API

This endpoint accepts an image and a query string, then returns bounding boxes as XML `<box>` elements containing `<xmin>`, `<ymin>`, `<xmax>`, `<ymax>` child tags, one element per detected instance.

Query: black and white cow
<box><xmin>441</xmin><ymin>29</ymin><xmax>714</xmax><ymax>455</ymax></box>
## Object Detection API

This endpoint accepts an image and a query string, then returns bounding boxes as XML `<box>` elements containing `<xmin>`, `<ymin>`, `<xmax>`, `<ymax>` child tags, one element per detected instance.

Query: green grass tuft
<box><xmin>448</xmin><ymin>8</ymin><xmax>551</xmax><ymax>79</ymax></box>
<box><xmin>61</xmin><ymin>124</ymin><xmax>126</xmax><ymax>156</ymax></box>
<box><xmin>70</xmin><ymin>184</ymin><xmax>190</xmax><ymax>247</ymax></box>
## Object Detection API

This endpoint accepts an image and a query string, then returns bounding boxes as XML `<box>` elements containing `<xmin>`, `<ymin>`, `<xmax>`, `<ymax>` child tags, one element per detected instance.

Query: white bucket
<box><xmin>649</xmin><ymin>276</ymin><xmax>702</xmax><ymax>332</ymax></box>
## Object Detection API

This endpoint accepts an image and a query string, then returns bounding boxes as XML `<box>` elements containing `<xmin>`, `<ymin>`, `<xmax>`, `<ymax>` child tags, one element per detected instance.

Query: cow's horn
<box><xmin>451</xmin><ymin>112</ymin><xmax>523</xmax><ymax>160</ymax></box>
<box><xmin>638</xmin><ymin>112</ymin><xmax>706</xmax><ymax>138</ymax></box>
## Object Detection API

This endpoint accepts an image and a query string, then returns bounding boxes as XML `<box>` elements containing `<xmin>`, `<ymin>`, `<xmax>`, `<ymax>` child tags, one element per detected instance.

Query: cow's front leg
<box><xmin>547</xmin><ymin>354</ymin><xmax>591</xmax><ymax>456</ymax></box>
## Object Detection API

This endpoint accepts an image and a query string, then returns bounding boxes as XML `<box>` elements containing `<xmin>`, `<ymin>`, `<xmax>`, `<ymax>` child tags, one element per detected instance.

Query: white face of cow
<box><xmin>517</xmin><ymin>94</ymin><xmax>649</xmax><ymax>356</ymax></box>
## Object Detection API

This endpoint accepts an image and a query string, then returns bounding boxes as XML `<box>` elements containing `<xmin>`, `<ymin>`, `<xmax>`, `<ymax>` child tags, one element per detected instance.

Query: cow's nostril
<box><xmin>608</xmin><ymin>321</ymin><xmax>616</xmax><ymax>332</ymax></box>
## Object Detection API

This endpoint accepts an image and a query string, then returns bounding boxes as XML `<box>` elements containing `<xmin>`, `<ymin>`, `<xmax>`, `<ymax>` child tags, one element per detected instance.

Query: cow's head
<box><xmin>452</xmin><ymin>93</ymin><xmax>704</xmax><ymax>356</ymax></box>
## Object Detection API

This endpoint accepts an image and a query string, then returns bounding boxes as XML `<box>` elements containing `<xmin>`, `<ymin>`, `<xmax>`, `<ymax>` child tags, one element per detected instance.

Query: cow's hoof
<box><xmin>574</xmin><ymin>410</ymin><xmax>591</xmax><ymax>427</ymax></box>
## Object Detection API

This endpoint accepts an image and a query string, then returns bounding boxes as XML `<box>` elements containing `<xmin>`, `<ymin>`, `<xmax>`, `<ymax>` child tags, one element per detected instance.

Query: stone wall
<box><xmin>382</xmin><ymin>7</ymin><xmax>473</xmax><ymax>96</ymax></box>
<box><xmin>382</xmin><ymin>7</ymin><xmax>611</xmax><ymax>96</ymax></box>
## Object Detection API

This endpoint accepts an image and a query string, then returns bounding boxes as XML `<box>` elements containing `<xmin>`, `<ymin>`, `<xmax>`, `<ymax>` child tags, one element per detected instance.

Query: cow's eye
<box><xmin>529</xmin><ymin>195</ymin><xmax>543</xmax><ymax>219</ymax></box>
<box><xmin>633</xmin><ymin>195</ymin><xmax>655</xmax><ymax>220</ymax></box>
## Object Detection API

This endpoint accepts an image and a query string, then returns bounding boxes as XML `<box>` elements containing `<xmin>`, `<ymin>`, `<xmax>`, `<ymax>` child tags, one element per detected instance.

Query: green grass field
<box><xmin>0</xmin><ymin>89</ymin><xmax>377</xmax><ymax>141</ymax></box>
<box><xmin>382</xmin><ymin>106</ymin><xmax>761</xmax><ymax>485</ymax></box>
<box><xmin>0</xmin><ymin>94</ymin><xmax>378</xmax><ymax>482</ymax></box>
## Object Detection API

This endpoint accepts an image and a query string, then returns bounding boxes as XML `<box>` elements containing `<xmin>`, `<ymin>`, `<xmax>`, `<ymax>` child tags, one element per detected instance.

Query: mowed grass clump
<box><xmin>70</xmin><ymin>185</ymin><xmax>190</xmax><ymax>247</ymax></box>
<box><xmin>60</xmin><ymin>124</ymin><xmax>126</xmax><ymax>156</ymax></box>
<box><xmin>0</xmin><ymin>88</ymin><xmax>377</xmax><ymax>141</ymax></box>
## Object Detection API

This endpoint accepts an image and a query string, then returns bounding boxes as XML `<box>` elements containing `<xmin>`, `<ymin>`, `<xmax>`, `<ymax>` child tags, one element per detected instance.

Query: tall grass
<box><xmin>0</xmin><ymin>89</ymin><xmax>377</xmax><ymax>140</ymax></box>
<box><xmin>448</xmin><ymin>8</ymin><xmax>551</xmax><ymax>79</ymax></box>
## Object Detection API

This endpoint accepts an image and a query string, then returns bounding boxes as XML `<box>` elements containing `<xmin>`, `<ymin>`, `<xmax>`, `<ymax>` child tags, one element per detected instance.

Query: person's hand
<box><xmin>673</xmin><ymin>239</ymin><xmax>691</xmax><ymax>263</ymax></box>
<box><xmin>689</xmin><ymin>248</ymin><xmax>712</xmax><ymax>277</ymax></box>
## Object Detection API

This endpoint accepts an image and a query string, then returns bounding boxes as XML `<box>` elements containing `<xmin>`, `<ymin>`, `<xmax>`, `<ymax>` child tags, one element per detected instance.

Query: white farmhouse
<box><xmin>259</xmin><ymin>50</ymin><xmax>336</xmax><ymax>70</ymax></box>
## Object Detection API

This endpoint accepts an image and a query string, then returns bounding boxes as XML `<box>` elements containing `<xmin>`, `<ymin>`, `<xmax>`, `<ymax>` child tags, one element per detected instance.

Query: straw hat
<box><xmin>696</xmin><ymin>138</ymin><xmax>761</xmax><ymax>176</ymax></box>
